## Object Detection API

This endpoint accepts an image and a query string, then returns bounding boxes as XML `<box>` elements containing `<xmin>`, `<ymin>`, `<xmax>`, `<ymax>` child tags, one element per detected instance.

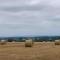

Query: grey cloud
<box><xmin>0</xmin><ymin>0</ymin><xmax>60</xmax><ymax>36</ymax></box>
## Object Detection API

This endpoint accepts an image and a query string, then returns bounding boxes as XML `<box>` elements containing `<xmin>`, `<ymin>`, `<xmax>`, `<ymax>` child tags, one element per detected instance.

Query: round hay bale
<box><xmin>25</xmin><ymin>40</ymin><xmax>33</xmax><ymax>47</ymax></box>
<box><xmin>43</xmin><ymin>41</ymin><xmax>46</xmax><ymax>42</ymax></box>
<box><xmin>0</xmin><ymin>40</ymin><xmax>7</xmax><ymax>45</ymax></box>
<box><xmin>29</xmin><ymin>39</ymin><xmax>34</xmax><ymax>44</ymax></box>
<box><xmin>55</xmin><ymin>40</ymin><xmax>60</xmax><ymax>45</ymax></box>
<box><xmin>12</xmin><ymin>41</ymin><xmax>16</xmax><ymax>43</ymax></box>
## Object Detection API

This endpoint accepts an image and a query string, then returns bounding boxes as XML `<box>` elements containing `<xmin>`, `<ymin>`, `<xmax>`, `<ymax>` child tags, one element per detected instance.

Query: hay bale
<box><xmin>25</xmin><ymin>40</ymin><xmax>33</xmax><ymax>47</ymax></box>
<box><xmin>55</xmin><ymin>40</ymin><xmax>60</xmax><ymax>45</ymax></box>
<box><xmin>43</xmin><ymin>41</ymin><xmax>46</xmax><ymax>42</ymax></box>
<box><xmin>12</xmin><ymin>41</ymin><xmax>16</xmax><ymax>43</ymax></box>
<box><xmin>0</xmin><ymin>40</ymin><xmax>7</xmax><ymax>45</ymax></box>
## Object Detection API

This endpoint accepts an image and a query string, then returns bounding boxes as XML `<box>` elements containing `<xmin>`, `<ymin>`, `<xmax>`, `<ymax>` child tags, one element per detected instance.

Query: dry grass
<box><xmin>0</xmin><ymin>42</ymin><xmax>60</xmax><ymax>60</ymax></box>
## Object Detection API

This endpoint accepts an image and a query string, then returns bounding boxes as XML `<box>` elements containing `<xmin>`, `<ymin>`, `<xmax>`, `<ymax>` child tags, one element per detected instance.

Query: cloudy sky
<box><xmin>0</xmin><ymin>0</ymin><xmax>60</xmax><ymax>37</ymax></box>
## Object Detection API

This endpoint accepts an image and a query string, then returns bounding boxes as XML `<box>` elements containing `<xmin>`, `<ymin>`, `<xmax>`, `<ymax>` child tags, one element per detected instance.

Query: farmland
<box><xmin>0</xmin><ymin>42</ymin><xmax>60</xmax><ymax>60</ymax></box>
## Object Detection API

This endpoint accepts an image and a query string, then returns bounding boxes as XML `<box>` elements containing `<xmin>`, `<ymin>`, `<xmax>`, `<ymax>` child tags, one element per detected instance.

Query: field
<box><xmin>0</xmin><ymin>42</ymin><xmax>60</xmax><ymax>60</ymax></box>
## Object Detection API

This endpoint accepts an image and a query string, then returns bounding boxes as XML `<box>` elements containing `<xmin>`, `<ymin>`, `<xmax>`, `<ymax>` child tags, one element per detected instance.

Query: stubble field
<box><xmin>0</xmin><ymin>42</ymin><xmax>60</xmax><ymax>60</ymax></box>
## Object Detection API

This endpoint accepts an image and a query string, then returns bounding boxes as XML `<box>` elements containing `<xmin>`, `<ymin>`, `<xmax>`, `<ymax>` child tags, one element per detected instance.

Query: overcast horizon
<box><xmin>0</xmin><ymin>0</ymin><xmax>60</xmax><ymax>37</ymax></box>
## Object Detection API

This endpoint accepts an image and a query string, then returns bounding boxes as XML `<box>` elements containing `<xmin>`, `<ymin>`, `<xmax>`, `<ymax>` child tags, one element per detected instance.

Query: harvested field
<box><xmin>0</xmin><ymin>42</ymin><xmax>60</xmax><ymax>60</ymax></box>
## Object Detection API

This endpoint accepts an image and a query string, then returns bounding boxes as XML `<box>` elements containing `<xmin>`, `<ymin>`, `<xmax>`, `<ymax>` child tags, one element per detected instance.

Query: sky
<box><xmin>0</xmin><ymin>0</ymin><xmax>60</xmax><ymax>37</ymax></box>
